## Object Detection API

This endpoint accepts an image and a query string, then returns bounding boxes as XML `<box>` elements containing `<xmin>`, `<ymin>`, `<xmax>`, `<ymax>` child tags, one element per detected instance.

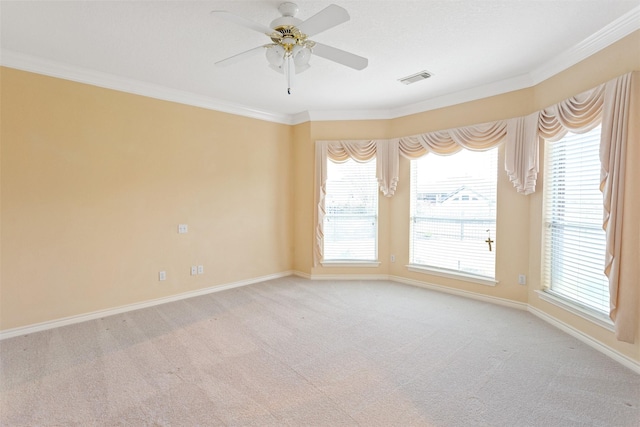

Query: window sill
<box><xmin>406</xmin><ymin>264</ymin><xmax>498</xmax><ymax>286</ymax></box>
<box><xmin>321</xmin><ymin>261</ymin><xmax>381</xmax><ymax>268</ymax></box>
<box><xmin>536</xmin><ymin>290</ymin><xmax>615</xmax><ymax>332</ymax></box>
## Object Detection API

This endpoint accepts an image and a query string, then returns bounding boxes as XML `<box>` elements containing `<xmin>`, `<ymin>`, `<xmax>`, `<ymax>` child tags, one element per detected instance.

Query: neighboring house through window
<box><xmin>410</xmin><ymin>147</ymin><xmax>498</xmax><ymax>280</ymax></box>
<box><xmin>323</xmin><ymin>158</ymin><xmax>378</xmax><ymax>262</ymax></box>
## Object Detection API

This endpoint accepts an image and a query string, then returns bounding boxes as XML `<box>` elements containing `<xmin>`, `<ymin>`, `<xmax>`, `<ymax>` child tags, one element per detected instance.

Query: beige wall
<box><xmin>1</xmin><ymin>68</ymin><xmax>293</xmax><ymax>330</ymax></box>
<box><xmin>527</xmin><ymin>32</ymin><xmax>640</xmax><ymax>361</ymax></box>
<box><xmin>292</xmin><ymin>122</ymin><xmax>313</xmax><ymax>274</ymax></box>
<box><xmin>306</xmin><ymin>119</ymin><xmax>393</xmax><ymax>277</ymax></box>
<box><xmin>1</xmin><ymin>31</ymin><xmax>638</xmax><ymax>364</ymax></box>
<box><xmin>293</xmin><ymin>31</ymin><xmax>640</xmax><ymax>362</ymax></box>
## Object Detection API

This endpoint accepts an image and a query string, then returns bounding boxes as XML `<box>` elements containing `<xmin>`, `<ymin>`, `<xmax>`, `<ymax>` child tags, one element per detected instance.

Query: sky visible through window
<box><xmin>415</xmin><ymin>149</ymin><xmax>497</xmax><ymax>188</ymax></box>
<box><xmin>324</xmin><ymin>158</ymin><xmax>378</xmax><ymax>261</ymax></box>
<box><xmin>411</xmin><ymin>147</ymin><xmax>498</xmax><ymax>278</ymax></box>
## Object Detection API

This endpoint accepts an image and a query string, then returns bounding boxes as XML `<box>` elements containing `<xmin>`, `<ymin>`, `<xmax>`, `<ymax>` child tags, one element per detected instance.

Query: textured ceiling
<box><xmin>2</xmin><ymin>1</ymin><xmax>639</xmax><ymax>123</ymax></box>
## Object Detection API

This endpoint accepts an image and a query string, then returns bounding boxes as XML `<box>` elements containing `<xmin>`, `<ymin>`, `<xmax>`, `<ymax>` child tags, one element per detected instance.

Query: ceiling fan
<box><xmin>211</xmin><ymin>2</ymin><xmax>368</xmax><ymax>94</ymax></box>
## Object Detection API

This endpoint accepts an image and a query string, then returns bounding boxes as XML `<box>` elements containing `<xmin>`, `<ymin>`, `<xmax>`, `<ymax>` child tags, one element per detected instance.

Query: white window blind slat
<box><xmin>323</xmin><ymin>158</ymin><xmax>378</xmax><ymax>261</ymax></box>
<box><xmin>543</xmin><ymin>125</ymin><xmax>609</xmax><ymax>314</ymax></box>
<box><xmin>410</xmin><ymin>148</ymin><xmax>498</xmax><ymax>279</ymax></box>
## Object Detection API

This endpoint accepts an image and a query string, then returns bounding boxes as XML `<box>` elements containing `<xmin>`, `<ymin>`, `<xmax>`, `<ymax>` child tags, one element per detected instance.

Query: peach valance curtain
<box><xmin>600</xmin><ymin>73</ymin><xmax>635</xmax><ymax>343</ymax></box>
<box><xmin>314</xmin><ymin>72</ymin><xmax>636</xmax><ymax>342</ymax></box>
<box><xmin>314</xmin><ymin>123</ymin><xmax>506</xmax><ymax>266</ymax></box>
<box><xmin>398</xmin><ymin>120</ymin><xmax>508</xmax><ymax>158</ymax></box>
<box><xmin>504</xmin><ymin>72</ymin><xmax>635</xmax><ymax>342</ymax></box>
<box><xmin>314</xmin><ymin>140</ymin><xmax>394</xmax><ymax>266</ymax></box>
<box><xmin>538</xmin><ymin>83</ymin><xmax>605</xmax><ymax>139</ymax></box>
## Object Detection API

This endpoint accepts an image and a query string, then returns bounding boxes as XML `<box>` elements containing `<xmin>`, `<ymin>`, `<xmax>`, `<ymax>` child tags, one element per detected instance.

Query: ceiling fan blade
<box><xmin>297</xmin><ymin>4</ymin><xmax>350</xmax><ymax>37</ymax></box>
<box><xmin>312</xmin><ymin>43</ymin><xmax>368</xmax><ymax>70</ymax></box>
<box><xmin>215</xmin><ymin>45</ymin><xmax>266</xmax><ymax>67</ymax></box>
<box><xmin>211</xmin><ymin>10</ymin><xmax>275</xmax><ymax>36</ymax></box>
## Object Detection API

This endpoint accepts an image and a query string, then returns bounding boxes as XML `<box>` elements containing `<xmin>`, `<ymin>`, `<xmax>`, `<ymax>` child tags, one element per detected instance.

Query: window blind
<box><xmin>543</xmin><ymin>125</ymin><xmax>609</xmax><ymax>314</ymax></box>
<box><xmin>323</xmin><ymin>158</ymin><xmax>378</xmax><ymax>261</ymax></box>
<box><xmin>410</xmin><ymin>148</ymin><xmax>498</xmax><ymax>279</ymax></box>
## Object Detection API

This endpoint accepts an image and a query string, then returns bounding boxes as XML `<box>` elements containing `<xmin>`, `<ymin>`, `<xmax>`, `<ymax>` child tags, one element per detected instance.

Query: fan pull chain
<box><xmin>285</xmin><ymin>55</ymin><xmax>293</xmax><ymax>95</ymax></box>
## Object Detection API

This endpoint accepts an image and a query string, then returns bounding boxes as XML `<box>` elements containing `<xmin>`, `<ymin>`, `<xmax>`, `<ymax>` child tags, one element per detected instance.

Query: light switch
<box><xmin>178</xmin><ymin>224</ymin><xmax>188</xmax><ymax>234</ymax></box>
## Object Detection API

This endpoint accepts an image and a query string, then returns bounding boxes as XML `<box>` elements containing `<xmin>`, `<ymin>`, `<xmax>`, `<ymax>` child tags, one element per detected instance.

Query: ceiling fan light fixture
<box><xmin>266</xmin><ymin>44</ymin><xmax>286</xmax><ymax>67</ymax></box>
<box><xmin>292</xmin><ymin>45</ymin><xmax>311</xmax><ymax>66</ymax></box>
<box><xmin>295</xmin><ymin>63</ymin><xmax>310</xmax><ymax>74</ymax></box>
<box><xmin>269</xmin><ymin>64</ymin><xmax>284</xmax><ymax>74</ymax></box>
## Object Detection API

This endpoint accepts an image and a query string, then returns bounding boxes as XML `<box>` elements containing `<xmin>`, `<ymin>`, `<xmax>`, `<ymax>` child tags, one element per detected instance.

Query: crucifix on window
<box><xmin>485</xmin><ymin>229</ymin><xmax>494</xmax><ymax>252</ymax></box>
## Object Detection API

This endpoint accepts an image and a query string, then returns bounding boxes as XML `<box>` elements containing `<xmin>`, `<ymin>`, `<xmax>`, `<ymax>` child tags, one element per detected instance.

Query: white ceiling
<box><xmin>2</xmin><ymin>1</ymin><xmax>639</xmax><ymax>124</ymax></box>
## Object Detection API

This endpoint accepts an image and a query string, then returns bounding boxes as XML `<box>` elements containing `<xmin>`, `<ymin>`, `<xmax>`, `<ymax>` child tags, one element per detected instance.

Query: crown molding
<box><xmin>306</xmin><ymin>108</ymin><xmax>393</xmax><ymax>123</ymax></box>
<box><xmin>529</xmin><ymin>5</ymin><xmax>640</xmax><ymax>85</ymax></box>
<box><xmin>290</xmin><ymin>111</ymin><xmax>311</xmax><ymax>125</ymax></box>
<box><xmin>303</xmin><ymin>5</ymin><xmax>640</xmax><ymax>123</ymax></box>
<box><xmin>2</xmin><ymin>5</ymin><xmax>638</xmax><ymax>125</ymax></box>
<box><xmin>388</xmin><ymin>73</ymin><xmax>536</xmax><ymax>120</ymax></box>
<box><xmin>0</xmin><ymin>50</ymin><xmax>294</xmax><ymax>125</ymax></box>
<box><xmin>295</xmin><ymin>72</ymin><xmax>535</xmax><ymax>123</ymax></box>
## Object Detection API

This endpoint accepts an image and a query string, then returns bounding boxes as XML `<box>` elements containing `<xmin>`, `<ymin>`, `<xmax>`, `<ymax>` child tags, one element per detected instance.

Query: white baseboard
<box><xmin>0</xmin><ymin>271</ymin><xmax>293</xmax><ymax>341</ymax></box>
<box><xmin>299</xmin><ymin>273</ymin><xmax>638</xmax><ymax>373</ymax></box>
<box><xmin>389</xmin><ymin>275</ymin><xmax>528</xmax><ymax>311</ymax></box>
<box><xmin>309</xmin><ymin>273</ymin><xmax>390</xmax><ymax>281</ymax></box>
<box><xmin>528</xmin><ymin>305</ymin><xmax>640</xmax><ymax>375</ymax></box>
<box><xmin>291</xmin><ymin>270</ymin><xmax>312</xmax><ymax>279</ymax></box>
<box><xmin>2</xmin><ymin>271</ymin><xmax>638</xmax><ymax>375</ymax></box>
<box><xmin>392</xmin><ymin>274</ymin><xmax>639</xmax><ymax>373</ymax></box>
<box><xmin>301</xmin><ymin>272</ymin><xmax>526</xmax><ymax>311</ymax></box>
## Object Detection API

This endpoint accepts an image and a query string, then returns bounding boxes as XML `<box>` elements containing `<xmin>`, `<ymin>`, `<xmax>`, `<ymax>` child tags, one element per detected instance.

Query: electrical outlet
<box><xmin>191</xmin><ymin>266</ymin><xmax>198</xmax><ymax>276</ymax></box>
<box><xmin>159</xmin><ymin>271</ymin><xmax>167</xmax><ymax>281</ymax></box>
<box><xmin>390</xmin><ymin>254</ymin><xmax>396</xmax><ymax>263</ymax></box>
<box><xmin>197</xmin><ymin>265</ymin><xmax>204</xmax><ymax>275</ymax></box>
<box><xmin>518</xmin><ymin>274</ymin><xmax>527</xmax><ymax>285</ymax></box>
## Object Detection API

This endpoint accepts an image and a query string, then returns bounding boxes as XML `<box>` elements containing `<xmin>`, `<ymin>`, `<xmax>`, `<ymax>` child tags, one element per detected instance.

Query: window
<box><xmin>323</xmin><ymin>158</ymin><xmax>378</xmax><ymax>261</ymax></box>
<box><xmin>543</xmin><ymin>125</ymin><xmax>609</xmax><ymax>314</ymax></box>
<box><xmin>410</xmin><ymin>148</ymin><xmax>498</xmax><ymax>280</ymax></box>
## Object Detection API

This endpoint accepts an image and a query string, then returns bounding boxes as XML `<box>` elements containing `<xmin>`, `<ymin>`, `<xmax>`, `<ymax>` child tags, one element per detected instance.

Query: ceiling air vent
<box><xmin>399</xmin><ymin>71</ymin><xmax>432</xmax><ymax>85</ymax></box>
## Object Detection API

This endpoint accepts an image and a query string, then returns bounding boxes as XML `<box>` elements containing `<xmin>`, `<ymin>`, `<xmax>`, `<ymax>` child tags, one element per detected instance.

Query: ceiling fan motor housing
<box><xmin>271</xmin><ymin>2</ymin><xmax>303</xmax><ymax>29</ymax></box>
<box><xmin>271</xmin><ymin>26</ymin><xmax>310</xmax><ymax>51</ymax></box>
<box><xmin>278</xmin><ymin>2</ymin><xmax>299</xmax><ymax>17</ymax></box>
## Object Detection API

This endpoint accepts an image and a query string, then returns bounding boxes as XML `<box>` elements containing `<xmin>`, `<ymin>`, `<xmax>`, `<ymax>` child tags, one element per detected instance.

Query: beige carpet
<box><xmin>1</xmin><ymin>276</ymin><xmax>639</xmax><ymax>426</ymax></box>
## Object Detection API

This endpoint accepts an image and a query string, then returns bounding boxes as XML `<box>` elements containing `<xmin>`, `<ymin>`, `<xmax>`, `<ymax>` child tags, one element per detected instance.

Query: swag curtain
<box><xmin>397</xmin><ymin>120</ymin><xmax>507</xmax><ymax>159</ymax></box>
<box><xmin>314</xmin><ymin>123</ymin><xmax>507</xmax><ymax>267</ymax></box>
<box><xmin>313</xmin><ymin>72</ymin><xmax>636</xmax><ymax>342</ymax></box>
<box><xmin>314</xmin><ymin>140</ymin><xmax>378</xmax><ymax>266</ymax></box>
<box><xmin>504</xmin><ymin>72</ymin><xmax>635</xmax><ymax>342</ymax></box>
<box><xmin>600</xmin><ymin>73</ymin><xmax>635</xmax><ymax>343</ymax></box>
<box><xmin>505</xmin><ymin>113</ymin><xmax>540</xmax><ymax>195</ymax></box>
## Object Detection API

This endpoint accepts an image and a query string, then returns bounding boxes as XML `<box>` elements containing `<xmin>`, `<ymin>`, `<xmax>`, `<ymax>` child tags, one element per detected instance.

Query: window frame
<box><xmin>540</xmin><ymin>124</ymin><xmax>611</xmax><ymax>318</ymax></box>
<box><xmin>321</xmin><ymin>157</ymin><xmax>380</xmax><ymax>265</ymax></box>
<box><xmin>408</xmin><ymin>147</ymin><xmax>499</xmax><ymax>285</ymax></box>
